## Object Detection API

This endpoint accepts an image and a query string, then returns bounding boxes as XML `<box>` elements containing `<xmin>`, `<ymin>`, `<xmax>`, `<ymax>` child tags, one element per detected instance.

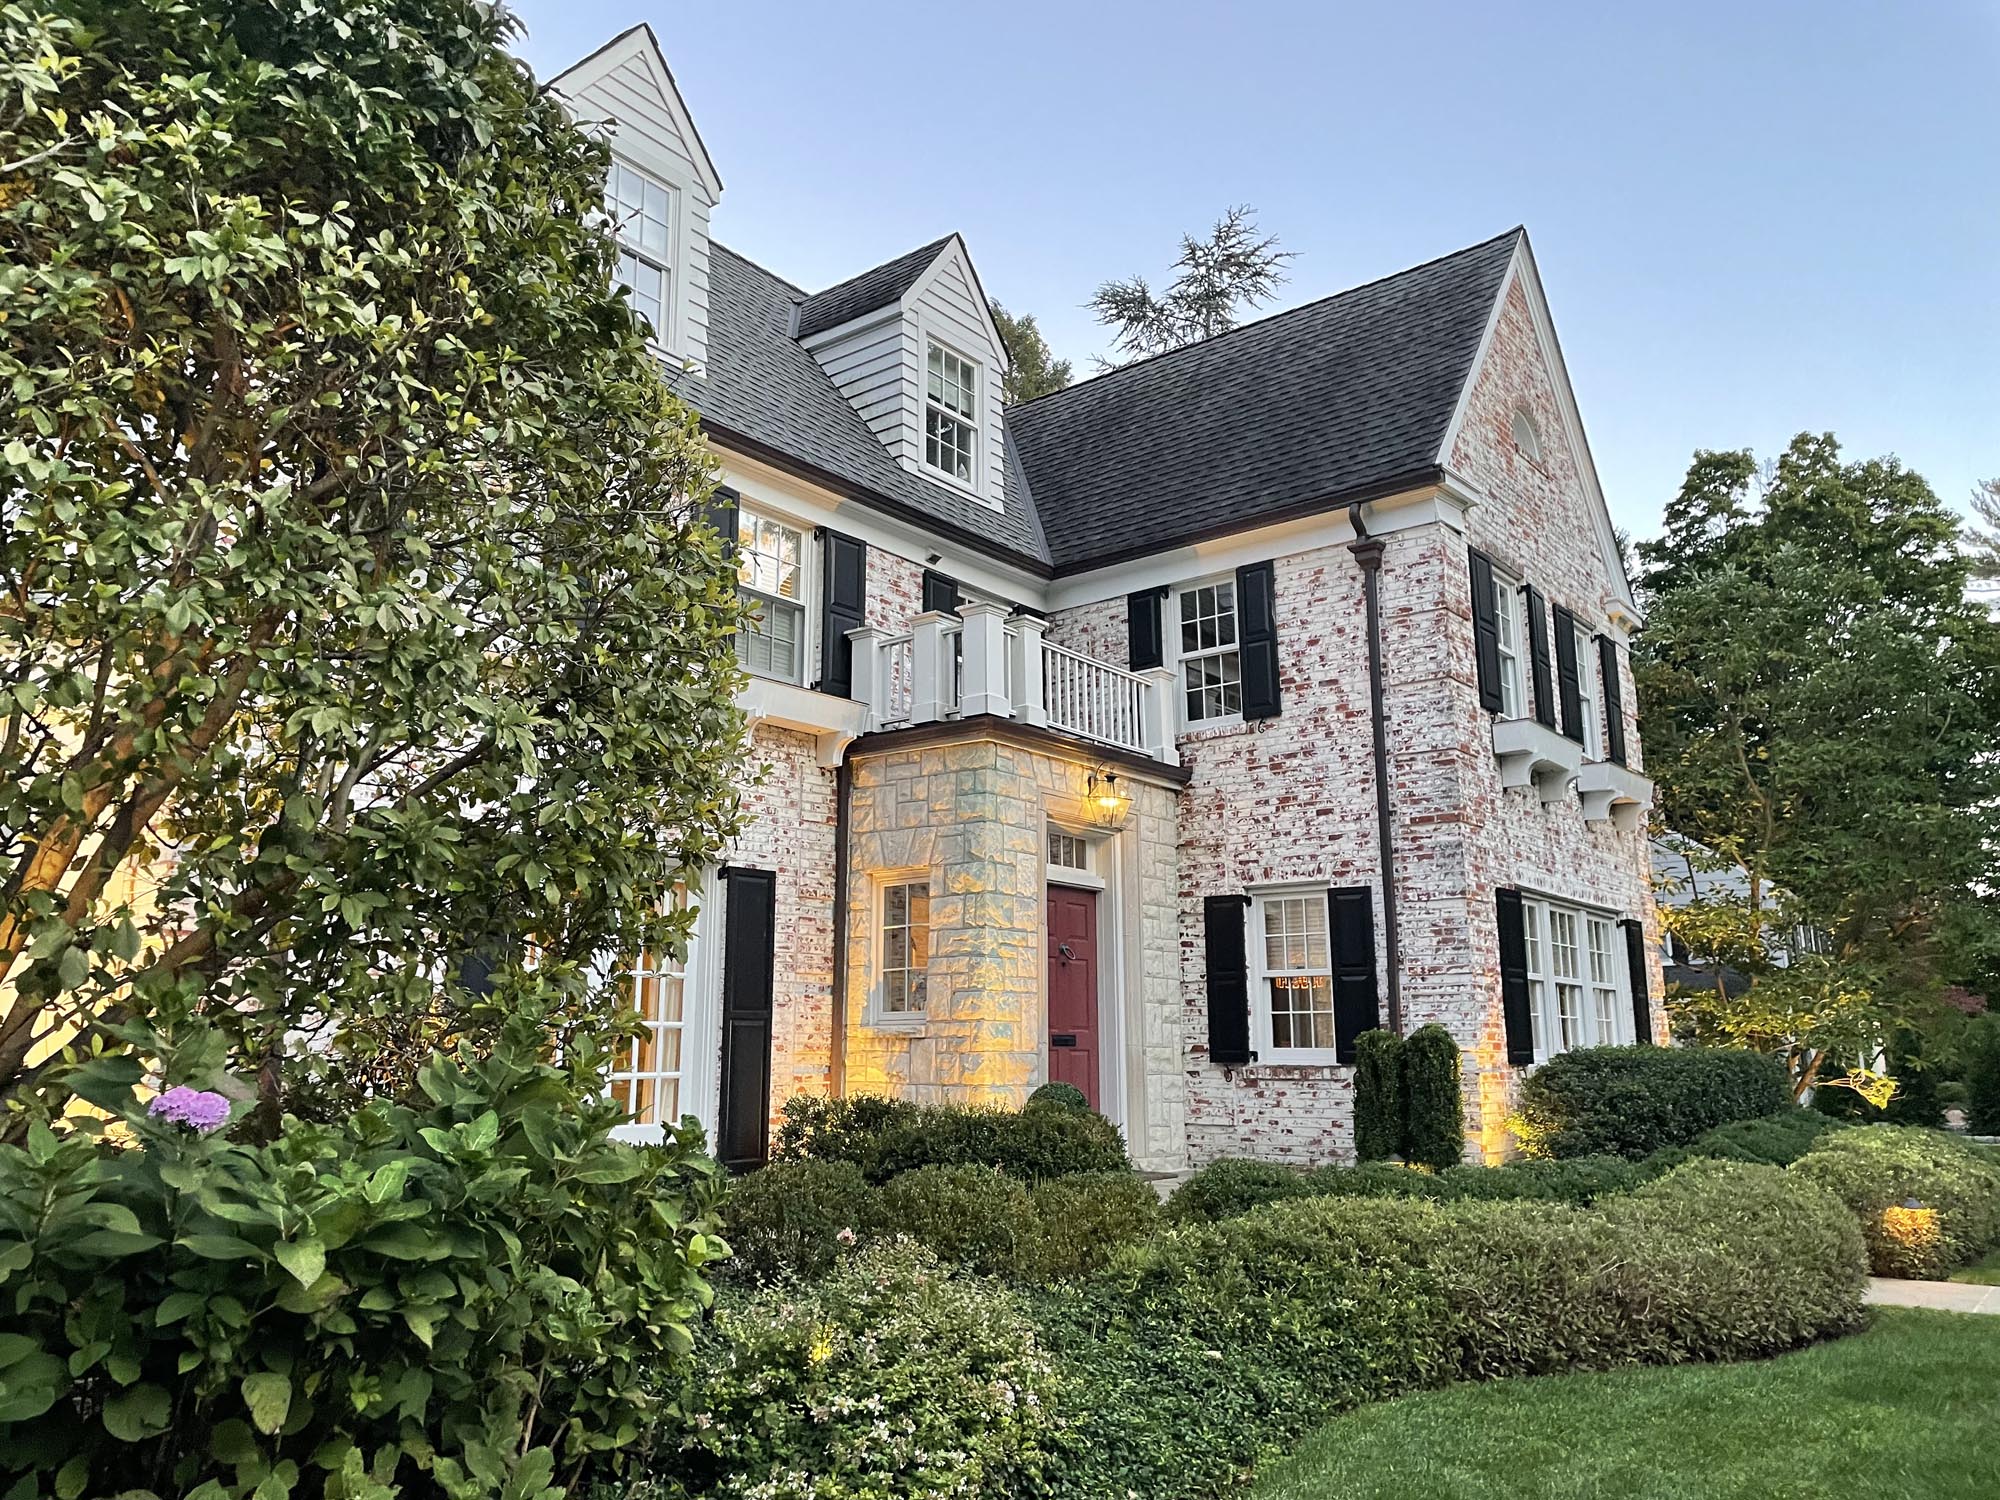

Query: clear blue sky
<box><xmin>508</xmin><ymin>0</ymin><xmax>1998</xmax><ymax>542</ymax></box>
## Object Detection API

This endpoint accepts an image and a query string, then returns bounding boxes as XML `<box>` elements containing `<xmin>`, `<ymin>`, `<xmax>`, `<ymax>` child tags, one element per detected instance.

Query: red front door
<box><xmin>1046</xmin><ymin>886</ymin><xmax>1100</xmax><ymax>1109</ymax></box>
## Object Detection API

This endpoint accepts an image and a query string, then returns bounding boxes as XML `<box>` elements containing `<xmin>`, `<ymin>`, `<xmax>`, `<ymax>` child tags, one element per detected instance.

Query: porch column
<box><xmin>1141</xmin><ymin>666</ymin><xmax>1180</xmax><ymax>766</ymax></box>
<box><xmin>1008</xmin><ymin>613</ymin><xmax>1049</xmax><ymax>728</ymax></box>
<box><xmin>910</xmin><ymin>610</ymin><xmax>951</xmax><ymax>724</ymax></box>
<box><xmin>958</xmin><ymin>601</ymin><xmax>1013</xmax><ymax>720</ymax></box>
<box><xmin>847</xmin><ymin>624</ymin><xmax>885</xmax><ymax>730</ymax></box>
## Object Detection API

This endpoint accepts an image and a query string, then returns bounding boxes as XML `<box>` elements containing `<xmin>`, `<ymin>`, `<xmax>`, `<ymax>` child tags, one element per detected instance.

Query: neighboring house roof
<box><xmin>1006</xmin><ymin>228</ymin><xmax>1523</xmax><ymax>573</ymax></box>
<box><xmin>794</xmin><ymin>235</ymin><xmax>957</xmax><ymax>341</ymax></box>
<box><xmin>672</xmin><ymin>244</ymin><xmax>1052</xmax><ymax>566</ymax></box>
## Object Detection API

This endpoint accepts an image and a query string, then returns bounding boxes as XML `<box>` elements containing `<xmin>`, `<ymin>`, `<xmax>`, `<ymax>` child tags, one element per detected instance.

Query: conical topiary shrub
<box><xmin>1402</xmin><ymin>1023</ymin><xmax>1466</xmax><ymax>1170</ymax></box>
<box><xmin>1352</xmin><ymin>1029</ymin><xmax>1405</xmax><ymax>1162</ymax></box>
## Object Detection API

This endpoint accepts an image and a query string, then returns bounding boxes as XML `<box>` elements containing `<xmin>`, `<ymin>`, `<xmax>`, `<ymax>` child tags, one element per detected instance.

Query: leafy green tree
<box><xmin>0</xmin><ymin>0</ymin><xmax>745</xmax><ymax>1108</ymax></box>
<box><xmin>1966</xmin><ymin>477</ymin><xmax>2000</xmax><ymax>598</ymax></box>
<box><xmin>1088</xmin><ymin>205</ymin><xmax>1295</xmax><ymax>364</ymax></box>
<box><xmin>1636</xmin><ymin>435</ymin><xmax>2000</xmax><ymax>1099</ymax></box>
<box><xmin>989</xmin><ymin>299</ymin><xmax>1072</xmax><ymax>405</ymax></box>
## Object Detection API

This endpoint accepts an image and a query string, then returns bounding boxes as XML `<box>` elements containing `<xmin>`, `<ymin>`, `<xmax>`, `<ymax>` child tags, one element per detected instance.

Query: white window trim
<box><xmin>869</xmin><ymin>870</ymin><xmax>932</xmax><ymax>1030</ymax></box>
<box><xmin>606</xmin><ymin>871</ymin><xmax>722</xmax><ymax>1145</ymax></box>
<box><xmin>607</xmin><ymin>157</ymin><xmax>680</xmax><ymax>357</ymax></box>
<box><xmin>921</xmin><ymin>336</ymin><xmax>983</xmax><ymax>497</ymax></box>
<box><xmin>1045</xmin><ymin>824</ymin><xmax>1104</xmax><ymax>890</ymax></box>
<box><xmin>735</xmin><ymin>505</ymin><xmax>814</xmax><ymax>687</ymax></box>
<box><xmin>1172</xmin><ymin>576</ymin><xmax>1245</xmax><ymax>731</ymax></box>
<box><xmin>1520</xmin><ymin>892</ymin><xmax>1630</xmax><ymax>1062</ymax></box>
<box><xmin>1248</xmin><ymin>883</ymin><xmax>1342</xmax><ymax>1066</ymax></box>
<box><xmin>1574</xmin><ymin>619</ymin><xmax>1602</xmax><ymax>760</ymax></box>
<box><xmin>1493</xmin><ymin>569</ymin><xmax>1526</xmax><ymax>721</ymax></box>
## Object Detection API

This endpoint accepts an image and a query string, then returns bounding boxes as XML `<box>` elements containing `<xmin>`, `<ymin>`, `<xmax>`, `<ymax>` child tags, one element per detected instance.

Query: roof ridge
<box><xmin>798</xmin><ymin>232</ymin><xmax>957</xmax><ymax>307</ymax></box>
<box><xmin>1009</xmin><ymin>226</ymin><xmax>1525</xmax><ymax>416</ymax></box>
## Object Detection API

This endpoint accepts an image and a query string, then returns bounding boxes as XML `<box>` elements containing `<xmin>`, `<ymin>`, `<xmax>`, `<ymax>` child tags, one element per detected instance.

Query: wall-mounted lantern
<box><xmin>1083</xmin><ymin>768</ymin><xmax>1131</xmax><ymax>831</ymax></box>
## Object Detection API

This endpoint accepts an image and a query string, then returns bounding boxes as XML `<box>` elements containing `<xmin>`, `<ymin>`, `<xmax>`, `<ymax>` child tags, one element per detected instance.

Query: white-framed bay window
<box><xmin>1176</xmin><ymin>578</ymin><xmax>1242</xmax><ymax>725</ymax></box>
<box><xmin>607</xmin><ymin>159</ymin><xmax>676</xmax><ymax>346</ymax></box>
<box><xmin>1520</xmin><ymin>892</ymin><xmax>1630</xmax><ymax>1061</ymax></box>
<box><xmin>736</xmin><ymin>509</ymin><xmax>808</xmax><ymax>683</ymax></box>
<box><xmin>875</xmin><ymin>874</ymin><xmax>931</xmax><ymax>1022</ymax></box>
<box><xmin>1251</xmin><ymin>888</ymin><xmax>1338</xmax><ymax>1060</ymax></box>
<box><xmin>924</xmin><ymin>341</ymin><xmax>978</xmax><ymax>486</ymax></box>
<box><xmin>1494</xmin><ymin>572</ymin><xmax>1526</xmax><ymax>720</ymax></box>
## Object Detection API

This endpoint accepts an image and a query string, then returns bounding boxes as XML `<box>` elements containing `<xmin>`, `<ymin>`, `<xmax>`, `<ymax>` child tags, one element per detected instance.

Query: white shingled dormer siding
<box><xmin>802</xmin><ymin>236</ymin><xmax>1011</xmax><ymax>512</ymax></box>
<box><xmin>549</xmin><ymin>26</ymin><xmax>723</xmax><ymax>373</ymax></box>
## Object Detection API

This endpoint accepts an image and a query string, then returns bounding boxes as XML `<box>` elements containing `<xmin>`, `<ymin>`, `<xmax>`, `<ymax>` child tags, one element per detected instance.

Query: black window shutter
<box><xmin>1523</xmin><ymin>584</ymin><xmax>1556</xmax><ymax>729</ymax></box>
<box><xmin>1621</xmin><ymin>918</ymin><xmax>1653</xmax><ymax>1044</ymax></box>
<box><xmin>1128</xmin><ymin>586</ymin><xmax>1167</xmax><ymax>671</ymax></box>
<box><xmin>922</xmin><ymin>569</ymin><xmax>961</xmax><ymax>616</ymax></box>
<box><xmin>1496</xmin><ymin>889</ymin><xmax>1536</xmax><ymax>1064</ymax></box>
<box><xmin>717</xmin><ymin>866</ymin><xmax>777</xmax><ymax>1172</ymax></box>
<box><xmin>1467</xmin><ymin>549</ymin><xmax>1503</xmax><ymax>714</ymax></box>
<box><xmin>1597</xmin><ymin>635</ymin><xmax>1627</xmax><ymax>766</ymax></box>
<box><xmin>1203</xmin><ymin>894</ymin><xmax>1253</xmax><ymax>1066</ymax></box>
<box><xmin>1327</xmin><ymin>886</ymin><xmax>1380</xmax><ymax>1064</ymax></box>
<box><xmin>704</xmin><ymin>485</ymin><xmax>740</xmax><ymax>555</ymax></box>
<box><xmin>817</xmin><ymin>529</ymin><xmax>867</xmax><ymax>698</ymax></box>
<box><xmin>1551</xmin><ymin>603</ymin><xmax>1584</xmax><ymax>744</ymax></box>
<box><xmin>1235</xmin><ymin>561</ymin><xmax>1282</xmax><ymax>720</ymax></box>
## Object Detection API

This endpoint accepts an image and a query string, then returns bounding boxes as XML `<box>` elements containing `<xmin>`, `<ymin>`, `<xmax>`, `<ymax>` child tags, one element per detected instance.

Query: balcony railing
<box><xmin>850</xmin><ymin>604</ymin><xmax>1177</xmax><ymax>765</ymax></box>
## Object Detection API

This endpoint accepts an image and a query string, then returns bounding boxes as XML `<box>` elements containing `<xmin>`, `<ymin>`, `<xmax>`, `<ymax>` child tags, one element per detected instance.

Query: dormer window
<box><xmin>1511</xmin><ymin>406</ymin><xmax>1542</xmax><ymax>463</ymax></box>
<box><xmin>924</xmin><ymin>342</ymin><xmax>978</xmax><ymax>485</ymax></box>
<box><xmin>608</xmin><ymin>159</ymin><xmax>675</xmax><ymax>345</ymax></box>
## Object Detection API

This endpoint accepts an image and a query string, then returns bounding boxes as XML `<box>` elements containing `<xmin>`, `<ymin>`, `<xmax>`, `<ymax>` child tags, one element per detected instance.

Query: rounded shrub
<box><xmin>717</xmin><ymin>1159</ymin><xmax>876</xmax><ymax>1284</ymax></box>
<box><xmin>1402</xmin><ymin>1023</ymin><xmax>1466</xmax><ymax>1170</ymax></box>
<box><xmin>664</xmin><ymin>1243</ymin><xmax>1060</xmax><ymax>1498</ymax></box>
<box><xmin>1026</xmin><ymin>1080</ymin><xmax>1092</xmax><ymax>1114</ymax></box>
<box><xmin>876</xmin><ymin>1163</ymin><xmax>1039</xmax><ymax>1275</ymax></box>
<box><xmin>1351</xmin><ymin>1029</ymin><xmax>1405</xmax><ymax>1162</ymax></box>
<box><xmin>1440</xmin><ymin>1155</ymin><xmax>1646</xmax><ymax>1205</ymax></box>
<box><xmin>1025</xmin><ymin>1170</ymin><xmax>1162</xmax><ymax>1278</ymax></box>
<box><xmin>792</xmin><ymin>1095</ymin><xmax>1130</xmax><ymax>1184</ymax></box>
<box><xmin>1792</xmin><ymin>1124</ymin><xmax>2000</xmax><ymax>1278</ymax></box>
<box><xmin>1688</xmin><ymin>1109</ymin><xmax>1846</xmax><ymax>1166</ymax></box>
<box><xmin>1162</xmin><ymin>1157</ymin><xmax>1319</xmax><ymax>1224</ymax></box>
<box><xmin>1512</xmin><ymin>1045</ymin><xmax>1791</xmax><ymax>1160</ymax></box>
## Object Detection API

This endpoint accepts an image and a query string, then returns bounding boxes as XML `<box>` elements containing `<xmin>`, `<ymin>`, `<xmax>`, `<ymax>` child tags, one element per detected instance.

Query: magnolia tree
<box><xmin>1636</xmin><ymin>436</ymin><xmax>2000</xmax><ymax>1100</ymax></box>
<box><xmin>0</xmin><ymin>0</ymin><xmax>746</xmax><ymax>1114</ymax></box>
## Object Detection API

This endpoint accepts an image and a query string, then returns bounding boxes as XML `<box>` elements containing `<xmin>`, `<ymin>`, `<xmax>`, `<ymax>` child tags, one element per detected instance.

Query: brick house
<box><xmin>559</xmin><ymin>27</ymin><xmax>1661</xmax><ymax>1173</ymax></box>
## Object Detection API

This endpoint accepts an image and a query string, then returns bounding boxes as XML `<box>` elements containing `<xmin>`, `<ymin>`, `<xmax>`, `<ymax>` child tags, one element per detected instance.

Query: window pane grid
<box><xmin>1047</xmin><ymin>829</ymin><xmax>1088</xmax><ymax>870</ymax></box>
<box><xmin>1179</xmin><ymin>582</ymin><xmax>1243</xmax><ymax>723</ymax></box>
<box><xmin>736</xmin><ymin>514</ymin><xmax>805</xmax><ymax>682</ymax></box>
<box><xmin>925</xmin><ymin>344</ymin><xmax>978</xmax><ymax>483</ymax></box>
<box><xmin>1262</xmin><ymin>896</ymin><xmax>1335</xmax><ymax>1052</ymax></box>
<box><xmin>608</xmin><ymin>889</ymin><xmax>690</xmax><ymax>1127</ymax></box>
<box><xmin>1495</xmin><ymin>581</ymin><xmax>1525</xmax><ymax>719</ymax></box>
<box><xmin>881</xmin><ymin>880</ymin><xmax>930</xmax><ymax>1015</ymax></box>
<box><xmin>1525</xmin><ymin>898</ymin><xmax>1624</xmax><ymax>1059</ymax></box>
<box><xmin>608</xmin><ymin>161</ymin><xmax>672</xmax><ymax>340</ymax></box>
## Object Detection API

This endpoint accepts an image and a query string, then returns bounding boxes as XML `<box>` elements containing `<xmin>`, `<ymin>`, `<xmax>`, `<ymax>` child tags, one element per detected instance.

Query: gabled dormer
<box><xmin>796</xmin><ymin>235</ymin><xmax>1011</xmax><ymax>512</ymax></box>
<box><xmin>550</xmin><ymin>25</ymin><xmax>724</xmax><ymax>371</ymax></box>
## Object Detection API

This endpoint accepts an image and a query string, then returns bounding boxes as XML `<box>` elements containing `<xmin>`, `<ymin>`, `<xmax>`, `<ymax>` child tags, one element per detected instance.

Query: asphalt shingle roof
<box><xmin>1006</xmin><ymin>228</ymin><xmax>1522</xmax><ymax>572</ymax></box>
<box><xmin>672</xmin><ymin>244</ymin><xmax>1050</xmax><ymax>565</ymax></box>
<box><xmin>793</xmin><ymin>235</ymin><xmax>955</xmax><ymax>341</ymax></box>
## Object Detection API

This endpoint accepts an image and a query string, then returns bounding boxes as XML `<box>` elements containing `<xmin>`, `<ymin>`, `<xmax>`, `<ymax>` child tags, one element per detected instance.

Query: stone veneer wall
<box><xmin>842</xmin><ymin>732</ymin><xmax>1186</xmax><ymax>1170</ymax></box>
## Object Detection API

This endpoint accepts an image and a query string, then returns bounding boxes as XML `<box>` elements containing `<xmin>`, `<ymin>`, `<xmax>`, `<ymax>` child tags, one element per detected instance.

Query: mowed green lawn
<box><xmin>1248</xmin><ymin>1310</ymin><xmax>2000</xmax><ymax>1500</ymax></box>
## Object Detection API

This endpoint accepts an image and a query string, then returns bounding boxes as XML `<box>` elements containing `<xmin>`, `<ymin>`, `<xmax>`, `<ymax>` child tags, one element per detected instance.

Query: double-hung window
<box><xmin>1574</xmin><ymin>620</ymin><xmax>1602</xmax><ymax>758</ymax></box>
<box><xmin>878</xmin><ymin>878</ymin><xmax>930</xmax><ymax>1018</ymax></box>
<box><xmin>1520</xmin><ymin>893</ymin><xmax>1627</xmax><ymax>1060</ymax></box>
<box><xmin>1256</xmin><ymin>892</ymin><xmax>1336</xmax><ymax>1055</ymax></box>
<box><xmin>924</xmin><ymin>342</ymin><xmax>978</xmax><ymax>485</ymax></box>
<box><xmin>1178</xmin><ymin>580</ymin><xmax>1242</xmax><ymax>724</ymax></box>
<box><xmin>1586</xmin><ymin>917</ymin><xmax>1621</xmax><ymax>1040</ymax></box>
<box><xmin>736</xmin><ymin>511</ymin><xmax>806</xmax><ymax>682</ymax></box>
<box><xmin>607</xmin><ymin>159</ymin><xmax>674</xmax><ymax>344</ymax></box>
<box><xmin>1494</xmin><ymin>576</ymin><xmax>1526</xmax><ymax>719</ymax></box>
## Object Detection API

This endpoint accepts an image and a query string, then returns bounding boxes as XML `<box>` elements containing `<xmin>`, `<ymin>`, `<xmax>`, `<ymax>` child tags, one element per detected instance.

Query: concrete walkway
<box><xmin>1865</xmin><ymin>1277</ymin><xmax>2000</xmax><ymax>1315</ymax></box>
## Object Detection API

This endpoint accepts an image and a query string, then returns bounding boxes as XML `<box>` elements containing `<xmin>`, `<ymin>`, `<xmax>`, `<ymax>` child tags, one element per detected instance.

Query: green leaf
<box><xmin>178</xmin><ymin>1232</ymin><xmax>264</xmax><ymax>1260</ymax></box>
<box><xmin>102</xmin><ymin>1383</ymin><xmax>171</xmax><ymax>1441</ymax></box>
<box><xmin>54</xmin><ymin>1457</ymin><xmax>89</xmax><ymax>1500</ymax></box>
<box><xmin>71</xmin><ymin>1228</ymin><xmax>164</xmax><ymax>1257</ymax></box>
<box><xmin>274</xmin><ymin>1237</ymin><xmax>325</xmax><ymax>1288</ymax></box>
<box><xmin>242</xmin><ymin>1371</ymin><xmax>292</xmax><ymax>1436</ymax></box>
<box><xmin>63</xmin><ymin>1054</ymin><xmax>144</xmax><ymax>1115</ymax></box>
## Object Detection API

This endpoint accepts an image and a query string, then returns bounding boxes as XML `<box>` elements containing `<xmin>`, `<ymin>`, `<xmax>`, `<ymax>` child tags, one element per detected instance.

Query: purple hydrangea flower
<box><xmin>147</xmin><ymin>1086</ymin><xmax>232</xmax><ymax>1134</ymax></box>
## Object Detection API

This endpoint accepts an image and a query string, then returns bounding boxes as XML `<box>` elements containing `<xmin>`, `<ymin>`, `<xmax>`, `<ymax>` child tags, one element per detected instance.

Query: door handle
<box><xmin>1050</xmin><ymin>1033</ymin><xmax>1078</xmax><ymax>1048</ymax></box>
<box><xmin>1057</xmin><ymin>942</ymin><xmax>1076</xmax><ymax>963</ymax></box>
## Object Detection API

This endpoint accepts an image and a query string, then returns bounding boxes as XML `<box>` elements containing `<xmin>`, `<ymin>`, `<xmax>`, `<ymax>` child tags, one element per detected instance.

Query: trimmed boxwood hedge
<box><xmin>1512</xmin><ymin>1045</ymin><xmax>1791</xmax><ymax>1160</ymax></box>
<box><xmin>772</xmin><ymin>1092</ymin><xmax>1129</xmax><ymax>1183</ymax></box>
<box><xmin>1165</xmin><ymin>1153</ymin><xmax>1650</xmax><ymax>1224</ymax></box>
<box><xmin>1792</xmin><ymin>1124</ymin><xmax>2000</xmax><ymax>1278</ymax></box>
